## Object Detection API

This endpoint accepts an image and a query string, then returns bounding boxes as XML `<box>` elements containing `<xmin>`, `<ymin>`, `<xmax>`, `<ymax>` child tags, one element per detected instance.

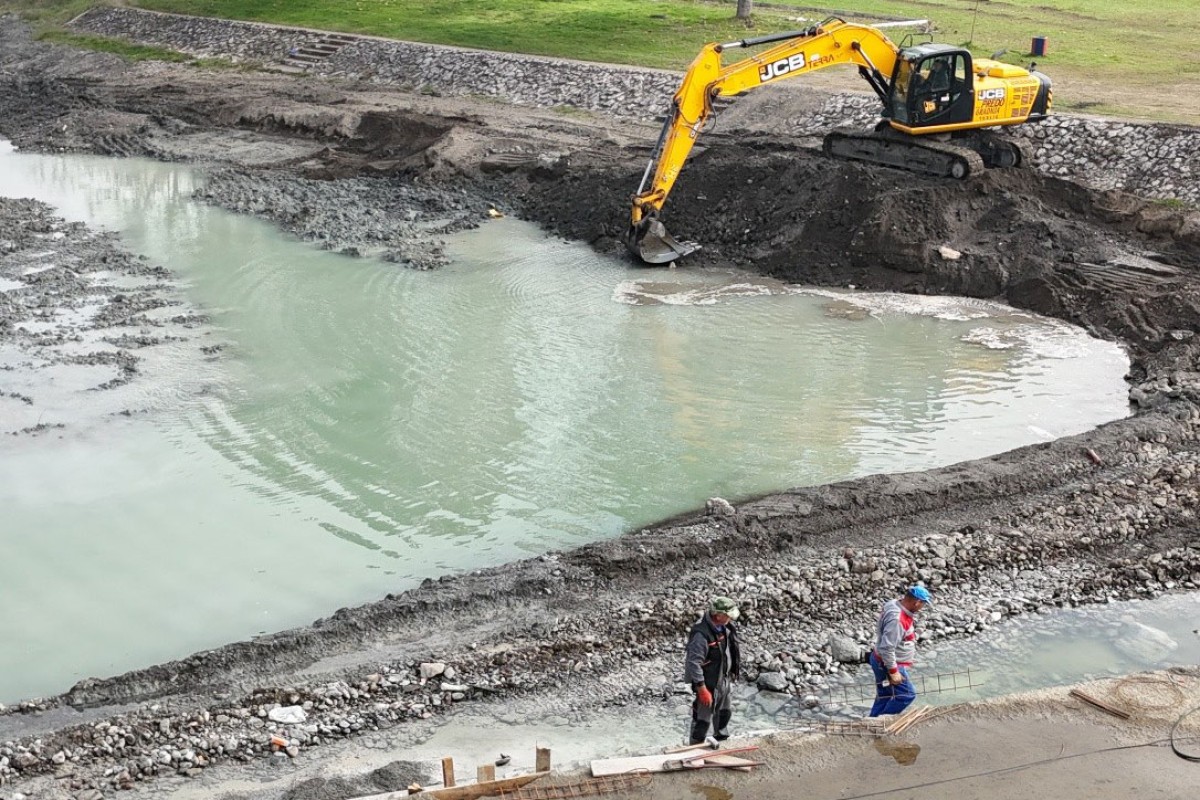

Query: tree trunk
<box><xmin>736</xmin><ymin>0</ymin><xmax>753</xmax><ymax>21</ymax></box>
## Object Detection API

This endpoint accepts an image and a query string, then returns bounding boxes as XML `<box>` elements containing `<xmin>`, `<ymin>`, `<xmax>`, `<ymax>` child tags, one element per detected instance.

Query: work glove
<box><xmin>888</xmin><ymin>671</ymin><xmax>905</xmax><ymax>686</ymax></box>
<box><xmin>697</xmin><ymin>685</ymin><xmax>713</xmax><ymax>707</ymax></box>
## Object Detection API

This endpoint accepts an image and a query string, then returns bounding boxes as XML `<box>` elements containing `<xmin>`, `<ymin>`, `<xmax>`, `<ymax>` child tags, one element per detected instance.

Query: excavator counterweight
<box><xmin>627</xmin><ymin>17</ymin><xmax>1052</xmax><ymax>264</ymax></box>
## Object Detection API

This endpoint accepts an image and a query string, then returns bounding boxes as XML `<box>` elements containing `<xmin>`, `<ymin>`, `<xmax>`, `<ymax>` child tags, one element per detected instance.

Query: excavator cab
<box><xmin>890</xmin><ymin>48</ymin><xmax>974</xmax><ymax>128</ymax></box>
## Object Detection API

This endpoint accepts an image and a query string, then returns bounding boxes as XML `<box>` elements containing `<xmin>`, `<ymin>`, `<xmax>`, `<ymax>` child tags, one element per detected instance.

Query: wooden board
<box><xmin>704</xmin><ymin>754</ymin><xmax>759</xmax><ymax>770</ymax></box>
<box><xmin>591</xmin><ymin>748</ymin><xmax>711</xmax><ymax>777</ymax></box>
<box><xmin>679</xmin><ymin>760</ymin><xmax>765</xmax><ymax>771</ymax></box>
<box><xmin>593</xmin><ymin>746</ymin><xmax>760</xmax><ymax>777</ymax></box>
<box><xmin>662</xmin><ymin>747</ymin><xmax>760</xmax><ymax>772</ymax></box>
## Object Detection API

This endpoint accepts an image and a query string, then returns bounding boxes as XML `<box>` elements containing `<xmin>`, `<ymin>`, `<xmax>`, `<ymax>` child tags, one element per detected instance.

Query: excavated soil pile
<box><xmin>3</xmin><ymin>18</ymin><xmax>1200</xmax><ymax>800</ymax></box>
<box><xmin>512</xmin><ymin>143</ymin><xmax>1200</xmax><ymax>354</ymax></box>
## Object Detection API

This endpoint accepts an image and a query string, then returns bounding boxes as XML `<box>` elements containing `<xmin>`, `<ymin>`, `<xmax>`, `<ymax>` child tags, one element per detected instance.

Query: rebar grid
<box><xmin>815</xmin><ymin>668</ymin><xmax>982</xmax><ymax>705</ymax></box>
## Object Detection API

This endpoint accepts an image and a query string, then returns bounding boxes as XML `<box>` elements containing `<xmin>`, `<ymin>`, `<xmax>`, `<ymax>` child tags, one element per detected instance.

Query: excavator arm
<box><xmin>629</xmin><ymin>17</ymin><xmax>900</xmax><ymax>264</ymax></box>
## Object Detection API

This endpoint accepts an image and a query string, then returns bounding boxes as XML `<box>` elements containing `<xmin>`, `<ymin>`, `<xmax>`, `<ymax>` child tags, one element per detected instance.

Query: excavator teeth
<box><xmin>630</xmin><ymin>219</ymin><xmax>701</xmax><ymax>265</ymax></box>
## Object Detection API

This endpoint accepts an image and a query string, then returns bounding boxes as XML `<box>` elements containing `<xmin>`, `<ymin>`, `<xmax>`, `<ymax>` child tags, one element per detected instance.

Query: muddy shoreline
<box><xmin>2</xmin><ymin>16</ymin><xmax>1200</xmax><ymax>799</ymax></box>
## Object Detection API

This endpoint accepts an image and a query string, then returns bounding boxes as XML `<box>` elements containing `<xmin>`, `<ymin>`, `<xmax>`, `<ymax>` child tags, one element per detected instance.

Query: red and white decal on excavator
<box><xmin>758</xmin><ymin>52</ymin><xmax>806</xmax><ymax>82</ymax></box>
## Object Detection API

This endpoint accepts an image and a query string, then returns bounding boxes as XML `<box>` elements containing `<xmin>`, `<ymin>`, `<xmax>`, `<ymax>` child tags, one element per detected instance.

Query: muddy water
<box><xmin>0</xmin><ymin>144</ymin><xmax>1130</xmax><ymax>703</ymax></box>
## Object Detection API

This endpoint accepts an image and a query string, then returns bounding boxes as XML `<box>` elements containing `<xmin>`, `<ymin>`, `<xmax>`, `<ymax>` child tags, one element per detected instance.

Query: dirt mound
<box><xmin>510</xmin><ymin>140</ymin><xmax>1200</xmax><ymax>356</ymax></box>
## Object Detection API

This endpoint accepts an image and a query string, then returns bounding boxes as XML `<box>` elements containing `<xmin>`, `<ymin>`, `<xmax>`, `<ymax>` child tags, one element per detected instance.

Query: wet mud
<box><xmin>2</xmin><ymin>16</ymin><xmax>1200</xmax><ymax>800</ymax></box>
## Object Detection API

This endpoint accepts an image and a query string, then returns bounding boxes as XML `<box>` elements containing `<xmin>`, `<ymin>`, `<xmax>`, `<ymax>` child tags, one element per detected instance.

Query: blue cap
<box><xmin>907</xmin><ymin>586</ymin><xmax>933</xmax><ymax>604</ymax></box>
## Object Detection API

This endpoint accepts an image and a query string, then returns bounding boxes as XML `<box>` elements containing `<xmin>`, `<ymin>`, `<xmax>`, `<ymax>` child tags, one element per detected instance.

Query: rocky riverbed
<box><xmin>1</xmin><ymin>12</ymin><xmax>1199</xmax><ymax>800</ymax></box>
<box><xmin>0</xmin><ymin>194</ymin><xmax>212</xmax><ymax>436</ymax></box>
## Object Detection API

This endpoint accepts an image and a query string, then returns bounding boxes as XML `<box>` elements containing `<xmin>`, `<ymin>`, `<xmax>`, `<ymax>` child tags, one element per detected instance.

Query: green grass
<box><xmin>121</xmin><ymin>0</ymin><xmax>1200</xmax><ymax>81</ymax></box>
<box><xmin>0</xmin><ymin>0</ymin><xmax>95</xmax><ymax>24</ymax></box>
<box><xmin>1151</xmin><ymin>197</ymin><xmax>1192</xmax><ymax>210</ymax></box>
<box><xmin>35</xmin><ymin>29</ymin><xmax>246</xmax><ymax>68</ymax></box>
<box><xmin>4</xmin><ymin>1</ymin><xmax>1198</xmax><ymax>120</ymax></box>
<box><xmin>37</xmin><ymin>29</ymin><xmax>193</xmax><ymax>61</ymax></box>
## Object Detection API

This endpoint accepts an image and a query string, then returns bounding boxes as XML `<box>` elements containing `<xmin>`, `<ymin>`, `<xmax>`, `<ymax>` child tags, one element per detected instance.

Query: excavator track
<box><xmin>823</xmin><ymin>127</ymin><xmax>987</xmax><ymax>179</ymax></box>
<box><xmin>960</xmin><ymin>130</ymin><xmax>1033</xmax><ymax>169</ymax></box>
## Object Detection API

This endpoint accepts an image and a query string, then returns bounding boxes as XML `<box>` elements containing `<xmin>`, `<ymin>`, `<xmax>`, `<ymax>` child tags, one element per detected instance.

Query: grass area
<box><xmin>38</xmin><ymin>29</ymin><xmax>190</xmax><ymax>61</ymax></box>
<box><xmin>120</xmin><ymin>0</ymin><xmax>1200</xmax><ymax>81</ymax></box>
<box><xmin>0</xmin><ymin>0</ymin><xmax>94</xmax><ymax>24</ymax></box>
<box><xmin>2</xmin><ymin>1</ymin><xmax>1197</xmax><ymax>120</ymax></box>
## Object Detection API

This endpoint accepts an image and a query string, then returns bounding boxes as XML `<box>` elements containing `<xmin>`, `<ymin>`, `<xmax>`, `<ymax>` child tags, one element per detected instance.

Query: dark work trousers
<box><xmin>689</xmin><ymin>677</ymin><xmax>732</xmax><ymax>744</ymax></box>
<box><xmin>868</xmin><ymin>651</ymin><xmax>916</xmax><ymax>717</ymax></box>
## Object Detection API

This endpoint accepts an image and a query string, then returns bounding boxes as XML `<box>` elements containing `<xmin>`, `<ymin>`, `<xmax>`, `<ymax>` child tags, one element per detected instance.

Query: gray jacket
<box><xmin>874</xmin><ymin>598</ymin><xmax>917</xmax><ymax>671</ymax></box>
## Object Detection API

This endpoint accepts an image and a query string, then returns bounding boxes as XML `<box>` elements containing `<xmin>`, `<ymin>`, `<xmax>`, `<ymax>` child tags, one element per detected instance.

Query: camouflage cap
<box><xmin>710</xmin><ymin>596</ymin><xmax>740</xmax><ymax>620</ymax></box>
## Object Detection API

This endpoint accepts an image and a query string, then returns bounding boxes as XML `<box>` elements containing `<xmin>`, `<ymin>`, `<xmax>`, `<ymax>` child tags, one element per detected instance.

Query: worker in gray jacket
<box><xmin>684</xmin><ymin>596</ymin><xmax>741</xmax><ymax>744</ymax></box>
<box><xmin>868</xmin><ymin>585</ymin><xmax>931</xmax><ymax>716</ymax></box>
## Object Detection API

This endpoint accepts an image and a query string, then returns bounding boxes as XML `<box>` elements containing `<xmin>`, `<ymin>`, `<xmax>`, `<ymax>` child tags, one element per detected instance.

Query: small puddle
<box><xmin>873</xmin><ymin>738</ymin><xmax>921</xmax><ymax>765</ymax></box>
<box><xmin>691</xmin><ymin>785</ymin><xmax>733</xmax><ymax>800</ymax></box>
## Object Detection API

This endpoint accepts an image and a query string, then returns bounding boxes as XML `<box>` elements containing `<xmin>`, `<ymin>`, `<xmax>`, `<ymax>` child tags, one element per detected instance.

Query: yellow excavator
<box><xmin>628</xmin><ymin>16</ymin><xmax>1053</xmax><ymax>263</ymax></box>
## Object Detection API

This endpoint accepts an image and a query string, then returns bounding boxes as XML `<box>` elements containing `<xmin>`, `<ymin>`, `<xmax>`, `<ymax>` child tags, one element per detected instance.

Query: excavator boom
<box><xmin>630</xmin><ymin>17</ymin><xmax>897</xmax><ymax>263</ymax></box>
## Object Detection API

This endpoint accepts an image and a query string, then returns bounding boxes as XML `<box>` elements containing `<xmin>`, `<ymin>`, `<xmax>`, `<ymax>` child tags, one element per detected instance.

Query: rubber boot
<box><xmin>713</xmin><ymin>709</ymin><xmax>733</xmax><ymax>741</ymax></box>
<box><xmin>688</xmin><ymin>715</ymin><xmax>710</xmax><ymax>745</ymax></box>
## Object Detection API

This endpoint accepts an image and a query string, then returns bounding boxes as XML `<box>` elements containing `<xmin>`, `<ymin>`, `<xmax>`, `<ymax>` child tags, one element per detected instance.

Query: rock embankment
<box><xmin>193</xmin><ymin>172</ymin><xmax>494</xmax><ymax>268</ymax></box>
<box><xmin>71</xmin><ymin>7</ymin><xmax>1200</xmax><ymax>204</ymax></box>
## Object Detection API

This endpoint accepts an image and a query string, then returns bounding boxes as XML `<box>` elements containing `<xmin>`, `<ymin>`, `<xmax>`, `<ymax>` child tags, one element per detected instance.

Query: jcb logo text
<box><xmin>759</xmin><ymin>53</ymin><xmax>806</xmax><ymax>82</ymax></box>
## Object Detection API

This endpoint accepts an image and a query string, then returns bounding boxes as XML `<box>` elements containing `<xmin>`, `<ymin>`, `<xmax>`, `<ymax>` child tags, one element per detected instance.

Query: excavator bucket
<box><xmin>627</xmin><ymin>219</ymin><xmax>701</xmax><ymax>265</ymax></box>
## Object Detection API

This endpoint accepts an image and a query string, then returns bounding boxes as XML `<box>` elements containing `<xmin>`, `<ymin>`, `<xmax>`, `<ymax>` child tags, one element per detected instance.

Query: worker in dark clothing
<box><xmin>868</xmin><ymin>585</ymin><xmax>932</xmax><ymax>717</ymax></box>
<box><xmin>684</xmin><ymin>596</ymin><xmax>741</xmax><ymax>744</ymax></box>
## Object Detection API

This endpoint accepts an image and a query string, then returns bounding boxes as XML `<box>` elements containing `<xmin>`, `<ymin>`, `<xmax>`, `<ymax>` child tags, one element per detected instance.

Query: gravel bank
<box><xmin>0</xmin><ymin>195</ymin><xmax>214</xmax><ymax>435</ymax></box>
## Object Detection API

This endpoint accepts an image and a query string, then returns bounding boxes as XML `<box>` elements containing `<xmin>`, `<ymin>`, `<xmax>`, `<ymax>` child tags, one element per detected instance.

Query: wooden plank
<box><xmin>476</xmin><ymin>764</ymin><xmax>495</xmax><ymax>783</ymax></box>
<box><xmin>535</xmin><ymin>747</ymin><xmax>551</xmax><ymax>773</ymax></box>
<box><xmin>885</xmin><ymin>705</ymin><xmax>932</xmax><ymax>735</ymax></box>
<box><xmin>442</xmin><ymin>757</ymin><xmax>456</xmax><ymax>788</ymax></box>
<box><xmin>592</xmin><ymin>744</ymin><xmax>761</xmax><ymax>777</ymax></box>
<box><xmin>345</xmin><ymin>772</ymin><xmax>549</xmax><ymax>800</ymax></box>
<box><xmin>704</xmin><ymin>754</ymin><xmax>758</xmax><ymax>767</ymax></box>
<box><xmin>591</xmin><ymin>748</ymin><xmax>711</xmax><ymax>777</ymax></box>
<box><xmin>682</xmin><ymin>760</ymin><xmax>765</xmax><ymax>771</ymax></box>
<box><xmin>703</xmin><ymin>754</ymin><xmax>759</xmax><ymax>772</ymax></box>
<box><xmin>663</xmin><ymin>742</ymin><xmax>715</xmax><ymax>755</ymax></box>
<box><xmin>663</xmin><ymin>746</ymin><xmax>760</xmax><ymax>772</ymax></box>
<box><xmin>1069</xmin><ymin>688</ymin><xmax>1131</xmax><ymax>720</ymax></box>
